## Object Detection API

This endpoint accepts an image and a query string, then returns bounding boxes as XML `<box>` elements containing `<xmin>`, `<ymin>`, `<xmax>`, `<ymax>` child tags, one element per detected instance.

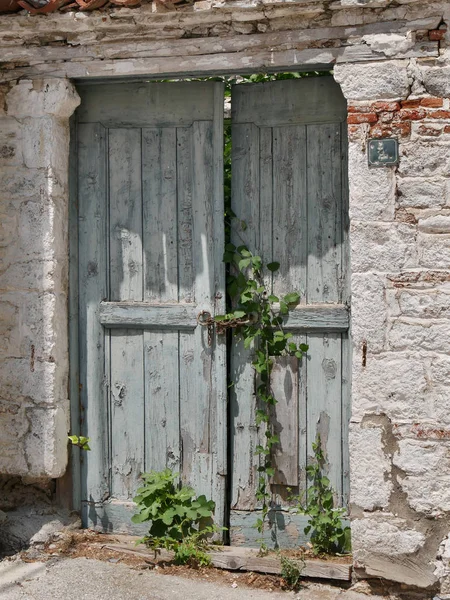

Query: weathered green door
<box><xmin>73</xmin><ymin>76</ymin><xmax>349</xmax><ymax>542</ymax></box>
<box><xmin>229</xmin><ymin>76</ymin><xmax>350</xmax><ymax>546</ymax></box>
<box><xmin>75</xmin><ymin>82</ymin><xmax>226</xmax><ymax>531</ymax></box>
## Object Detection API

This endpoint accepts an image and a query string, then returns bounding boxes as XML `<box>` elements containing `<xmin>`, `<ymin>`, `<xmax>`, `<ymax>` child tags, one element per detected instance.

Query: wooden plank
<box><xmin>109</xmin><ymin>542</ymin><xmax>352</xmax><ymax>580</ymax></box>
<box><xmin>142</xmin><ymin>127</ymin><xmax>178</xmax><ymax>303</ymax></box>
<box><xmin>230</xmin><ymin>119</ymin><xmax>260</xmax><ymax>511</ymax></box>
<box><xmin>2</xmin><ymin>41</ymin><xmax>439</xmax><ymax>83</ymax></box>
<box><xmin>282</xmin><ymin>304</ymin><xmax>349</xmax><ymax>331</ymax></box>
<box><xmin>144</xmin><ymin>331</ymin><xmax>180</xmax><ymax>474</ymax></box>
<box><xmin>110</xmin><ymin>329</ymin><xmax>145</xmax><ymax>500</ymax></box>
<box><xmin>77</xmin><ymin>122</ymin><xmax>110</xmax><ymax>521</ymax></box>
<box><xmin>270</xmin><ymin>357</ymin><xmax>299</xmax><ymax>487</ymax></box>
<box><xmin>104</xmin><ymin>543</ymin><xmax>352</xmax><ymax>581</ymax></box>
<box><xmin>233</xmin><ymin>78</ymin><xmax>346</xmax><ymax>127</ymax></box>
<box><xmin>306</xmin><ymin>123</ymin><xmax>342</xmax><ymax>304</ymax></box>
<box><xmin>210</xmin><ymin>82</ymin><xmax>228</xmax><ymax>526</ymax></box>
<box><xmin>108</xmin><ymin>126</ymin><xmax>145</xmax><ymax>502</ymax></box>
<box><xmin>108</xmin><ymin>128</ymin><xmax>143</xmax><ymax>302</ymax></box>
<box><xmin>272</xmin><ymin>124</ymin><xmax>307</xmax><ymax>301</ymax></box>
<box><xmin>1</xmin><ymin>18</ymin><xmax>440</xmax><ymax>63</ymax></box>
<box><xmin>306</xmin><ymin>333</ymin><xmax>343</xmax><ymax>502</ymax></box>
<box><xmin>179</xmin><ymin>105</ymin><xmax>226</xmax><ymax>528</ymax></box>
<box><xmin>99</xmin><ymin>302</ymin><xmax>198</xmax><ymax>330</ymax></box>
<box><xmin>177</xmin><ymin>127</ymin><xmax>195</xmax><ymax>303</ymax></box>
<box><xmin>68</xmin><ymin>115</ymin><xmax>81</xmax><ymax>513</ymax></box>
<box><xmin>340</xmin><ymin>121</ymin><xmax>351</xmax><ymax>506</ymax></box>
<box><xmin>78</xmin><ymin>83</ymin><xmax>215</xmax><ymax>127</ymax></box>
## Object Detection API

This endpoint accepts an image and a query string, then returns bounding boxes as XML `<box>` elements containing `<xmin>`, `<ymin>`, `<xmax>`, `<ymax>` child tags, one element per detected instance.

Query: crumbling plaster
<box><xmin>0</xmin><ymin>0</ymin><xmax>450</xmax><ymax>591</ymax></box>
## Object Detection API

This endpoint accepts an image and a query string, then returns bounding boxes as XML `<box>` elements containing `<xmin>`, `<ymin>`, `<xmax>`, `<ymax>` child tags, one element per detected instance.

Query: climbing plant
<box><xmin>215</xmin><ymin>234</ymin><xmax>309</xmax><ymax>536</ymax></box>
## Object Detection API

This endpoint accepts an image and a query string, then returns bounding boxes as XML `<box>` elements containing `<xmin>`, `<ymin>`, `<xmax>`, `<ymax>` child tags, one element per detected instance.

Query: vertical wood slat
<box><xmin>109</xmin><ymin>128</ymin><xmax>143</xmax><ymax>302</ymax></box>
<box><xmin>306</xmin><ymin>123</ymin><xmax>342</xmax><ymax>304</ymax></box>
<box><xmin>69</xmin><ymin>116</ymin><xmax>81</xmax><ymax>512</ymax></box>
<box><xmin>230</xmin><ymin>121</ymin><xmax>260</xmax><ymax>510</ymax></box>
<box><xmin>179</xmin><ymin>119</ymin><xmax>215</xmax><ymax>504</ymax></box>
<box><xmin>142</xmin><ymin>127</ymin><xmax>180</xmax><ymax>476</ymax></box>
<box><xmin>272</xmin><ymin>125</ymin><xmax>308</xmax><ymax>301</ymax></box>
<box><xmin>108</xmin><ymin>128</ymin><xmax>144</xmax><ymax>500</ymax></box>
<box><xmin>78</xmin><ymin>122</ymin><xmax>109</xmax><ymax>510</ymax></box>
<box><xmin>270</xmin><ymin>356</ymin><xmax>299</xmax><ymax>487</ymax></box>
<box><xmin>306</xmin><ymin>333</ymin><xmax>343</xmax><ymax>500</ymax></box>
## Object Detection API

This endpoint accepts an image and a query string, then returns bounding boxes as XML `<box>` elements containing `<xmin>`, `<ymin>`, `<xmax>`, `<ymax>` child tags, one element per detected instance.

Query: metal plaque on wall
<box><xmin>368</xmin><ymin>138</ymin><xmax>399</xmax><ymax>167</ymax></box>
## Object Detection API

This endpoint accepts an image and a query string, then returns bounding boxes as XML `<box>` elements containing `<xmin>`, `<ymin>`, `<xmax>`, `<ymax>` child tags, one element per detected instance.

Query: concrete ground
<box><xmin>0</xmin><ymin>555</ymin><xmax>394</xmax><ymax>600</ymax></box>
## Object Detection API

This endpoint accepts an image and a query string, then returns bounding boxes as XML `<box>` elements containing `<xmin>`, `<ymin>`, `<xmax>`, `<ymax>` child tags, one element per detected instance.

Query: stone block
<box><xmin>349</xmin><ymin>424</ymin><xmax>392</xmax><ymax>511</ymax></box>
<box><xmin>419</xmin><ymin>65</ymin><xmax>450</xmax><ymax>98</ymax></box>
<box><xmin>0</xmin><ymin>118</ymin><xmax>23</xmax><ymax>167</ymax></box>
<box><xmin>418</xmin><ymin>232</ymin><xmax>450</xmax><ymax>268</ymax></box>
<box><xmin>396</xmin><ymin>177</ymin><xmax>447</xmax><ymax>209</ymax></box>
<box><xmin>0</xmin><ymin>400</ymin><xmax>29</xmax><ymax>475</ymax></box>
<box><xmin>352</xmin><ymin>352</ymin><xmax>432</xmax><ymax>422</ymax></box>
<box><xmin>22</xmin><ymin>117</ymin><xmax>70</xmax><ymax>174</ymax></box>
<box><xmin>0</xmin><ymin>358</ymin><xmax>60</xmax><ymax>407</ymax></box>
<box><xmin>393</xmin><ymin>438</ymin><xmax>450</xmax><ymax>515</ymax></box>
<box><xmin>17</xmin><ymin>198</ymin><xmax>68</xmax><ymax>262</ymax></box>
<box><xmin>348</xmin><ymin>142</ymin><xmax>396</xmax><ymax>221</ymax></box>
<box><xmin>389</xmin><ymin>318</ymin><xmax>450</xmax><ymax>353</ymax></box>
<box><xmin>389</xmin><ymin>287</ymin><xmax>450</xmax><ymax>319</ymax></box>
<box><xmin>399</xmin><ymin>142</ymin><xmax>450</xmax><ymax>176</ymax></box>
<box><xmin>334</xmin><ymin>60</ymin><xmax>409</xmax><ymax>101</ymax></box>
<box><xmin>6</xmin><ymin>79</ymin><xmax>80</xmax><ymax>120</ymax></box>
<box><xmin>350</xmin><ymin>222</ymin><xmax>417</xmax><ymax>272</ymax></box>
<box><xmin>351</xmin><ymin>273</ymin><xmax>387</xmax><ymax>352</ymax></box>
<box><xmin>0</xmin><ymin>259</ymin><xmax>66</xmax><ymax>294</ymax></box>
<box><xmin>24</xmin><ymin>406</ymin><xmax>69</xmax><ymax>478</ymax></box>
<box><xmin>351</xmin><ymin>516</ymin><xmax>425</xmax><ymax>557</ymax></box>
<box><xmin>418</xmin><ymin>213</ymin><xmax>450</xmax><ymax>234</ymax></box>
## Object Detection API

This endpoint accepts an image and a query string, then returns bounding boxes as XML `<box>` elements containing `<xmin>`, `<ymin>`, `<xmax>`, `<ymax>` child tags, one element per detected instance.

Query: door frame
<box><xmin>67</xmin><ymin>72</ymin><xmax>350</xmax><ymax>533</ymax></box>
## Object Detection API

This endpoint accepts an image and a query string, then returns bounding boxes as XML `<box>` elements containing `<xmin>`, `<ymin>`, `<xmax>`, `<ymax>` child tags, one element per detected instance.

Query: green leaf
<box><xmin>233</xmin><ymin>310</ymin><xmax>246</xmax><ymax>319</ymax></box>
<box><xmin>279</xmin><ymin>301</ymin><xmax>288</xmax><ymax>315</ymax></box>
<box><xmin>267</xmin><ymin>262</ymin><xmax>280</xmax><ymax>272</ymax></box>
<box><xmin>238</xmin><ymin>257</ymin><xmax>252</xmax><ymax>270</ymax></box>
<box><xmin>268</xmin><ymin>294</ymin><xmax>279</xmax><ymax>303</ymax></box>
<box><xmin>283</xmin><ymin>292</ymin><xmax>300</xmax><ymax>305</ymax></box>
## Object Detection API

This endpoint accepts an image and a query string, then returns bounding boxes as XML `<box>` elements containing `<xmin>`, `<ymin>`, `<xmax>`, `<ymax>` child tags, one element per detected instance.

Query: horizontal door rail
<box><xmin>281</xmin><ymin>304</ymin><xmax>349</xmax><ymax>332</ymax></box>
<box><xmin>99</xmin><ymin>302</ymin><xmax>199</xmax><ymax>330</ymax></box>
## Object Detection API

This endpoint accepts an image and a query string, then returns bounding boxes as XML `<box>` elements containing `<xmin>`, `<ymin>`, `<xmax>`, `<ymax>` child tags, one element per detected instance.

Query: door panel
<box><xmin>76</xmin><ymin>82</ymin><xmax>226</xmax><ymax>532</ymax></box>
<box><xmin>230</xmin><ymin>76</ymin><xmax>349</xmax><ymax>547</ymax></box>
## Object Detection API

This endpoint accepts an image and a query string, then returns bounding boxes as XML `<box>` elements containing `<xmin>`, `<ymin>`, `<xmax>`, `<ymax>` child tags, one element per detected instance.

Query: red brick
<box><xmin>444</xmin><ymin>125</ymin><xmax>450</xmax><ymax>134</ymax></box>
<box><xmin>420</xmin><ymin>98</ymin><xmax>444</xmax><ymax>108</ymax></box>
<box><xmin>371</xmin><ymin>101</ymin><xmax>400</xmax><ymax>112</ymax></box>
<box><xmin>427</xmin><ymin>110</ymin><xmax>450</xmax><ymax>119</ymax></box>
<box><xmin>401</xmin><ymin>99</ymin><xmax>421</xmax><ymax>109</ymax></box>
<box><xmin>417</xmin><ymin>124</ymin><xmax>442</xmax><ymax>136</ymax></box>
<box><xmin>429</xmin><ymin>29</ymin><xmax>446</xmax><ymax>41</ymax></box>
<box><xmin>347</xmin><ymin>113</ymin><xmax>378</xmax><ymax>124</ymax></box>
<box><xmin>348</xmin><ymin>105</ymin><xmax>372</xmax><ymax>113</ymax></box>
<box><xmin>399</xmin><ymin>108</ymin><xmax>426</xmax><ymax>120</ymax></box>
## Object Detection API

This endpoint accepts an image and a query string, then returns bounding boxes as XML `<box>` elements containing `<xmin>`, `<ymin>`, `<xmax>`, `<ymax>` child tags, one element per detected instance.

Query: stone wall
<box><xmin>0</xmin><ymin>0</ymin><xmax>450</xmax><ymax>592</ymax></box>
<box><xmin>334</xmin><ymin>56</ymin><xmax>450</xmax><ymax>589</ymax></box>
<box><xmin>0</xmin><ymin>79</ymin><xmax>79</xmax><ymax>478</ymax></box>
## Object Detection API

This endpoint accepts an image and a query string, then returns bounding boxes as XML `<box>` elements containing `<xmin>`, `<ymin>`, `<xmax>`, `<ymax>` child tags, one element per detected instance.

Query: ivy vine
<box><xmin>215</xmin><ymin>233</ymin><xmax>308</xmax><ymax>536</ymax></box>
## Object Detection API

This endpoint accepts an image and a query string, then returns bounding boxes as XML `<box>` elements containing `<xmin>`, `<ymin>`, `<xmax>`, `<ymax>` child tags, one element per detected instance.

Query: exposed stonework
<box><xmin>0</xmin><ymin>79</ymin><xmax>80</xmax><ymax>477</ymax></box>
<box><xmin>0</xmin><ymin>0</ymin><xmax>449</xmax><ymax>593</ymax></box>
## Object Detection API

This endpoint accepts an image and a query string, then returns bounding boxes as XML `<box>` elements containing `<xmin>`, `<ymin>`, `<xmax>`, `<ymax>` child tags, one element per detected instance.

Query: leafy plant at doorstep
<box><xmin>132</xmin><ymin>468</ymin><xmax>219</xmax><ymax>566</ymax></box>
<box><xmin>295</xmin><ymin>435</ymin><xmax>351</xmax><ymax>555</ymax></box>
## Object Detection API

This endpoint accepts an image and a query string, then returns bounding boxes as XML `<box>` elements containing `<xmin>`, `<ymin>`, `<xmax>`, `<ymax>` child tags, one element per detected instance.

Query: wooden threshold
<box><xmin>104</xmin><ymin>543</ymin><xmax>352</xmax><ymax>581</ymax></box>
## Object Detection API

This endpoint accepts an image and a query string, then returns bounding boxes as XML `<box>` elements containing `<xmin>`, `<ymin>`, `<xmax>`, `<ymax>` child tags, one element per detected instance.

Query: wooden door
<box><xmin>74</xmin><ymin>82</ymin><xmax>226</xmax><ymax>531</ymax></box>
<box><xmin>229</xmin><ymin>76</ymin><xmax>350</xmax><ymax>547</ymax></box>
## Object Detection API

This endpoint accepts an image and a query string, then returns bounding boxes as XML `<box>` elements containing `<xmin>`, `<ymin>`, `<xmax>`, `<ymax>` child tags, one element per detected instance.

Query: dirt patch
<box><xmin>22</xmin><ymin>531</ymin><xmax>285</xmax><ymax>592</ymax></box>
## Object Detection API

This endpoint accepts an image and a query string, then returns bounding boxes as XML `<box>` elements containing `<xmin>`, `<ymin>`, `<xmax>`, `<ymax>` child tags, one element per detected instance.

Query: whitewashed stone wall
<box><xmin>0</xmin><ymin>0</ymin><xmax>449</xmax><ymax>592</ymax></box>
<box><xmin>0</xmin><ymin>79</ymin><xmax>79</xmax><ymax>477</ymax></box>
<box><xmin>335</xmin><ymin>53</ymin><xmax>450</xmax><ymax>590</ymax></box>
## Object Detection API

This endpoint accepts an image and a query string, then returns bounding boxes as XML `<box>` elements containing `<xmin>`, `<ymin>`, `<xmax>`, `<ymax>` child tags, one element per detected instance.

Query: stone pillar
<box><xmin>335</xmin><ymin>59</ymin><xmax>450</xmax><ymax>589</ymax></box>
<box><xmin>0</xmin><ymin>79</ymin><xmax>80</xmax><ymax>478</ymax></box>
